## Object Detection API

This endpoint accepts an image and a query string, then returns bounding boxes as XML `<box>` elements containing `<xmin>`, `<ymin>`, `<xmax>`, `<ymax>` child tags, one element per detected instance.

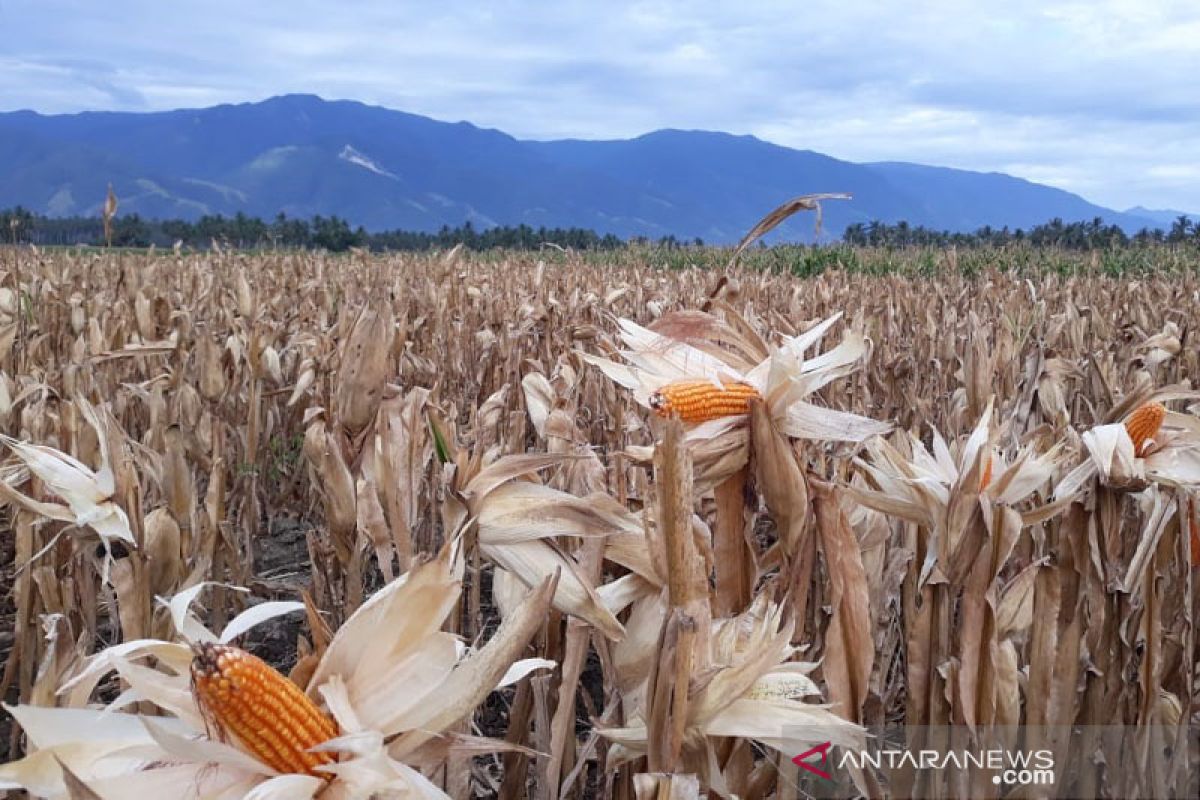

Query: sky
<box><xmin>2</xmin><ymin>0</ymin><xmax>1198</xmax><ymax>212</ymax></box>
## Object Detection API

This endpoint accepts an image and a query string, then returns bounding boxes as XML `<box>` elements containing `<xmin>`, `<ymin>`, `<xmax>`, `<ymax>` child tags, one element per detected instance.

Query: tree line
<box><xmin>0</xmin><ymin>207</ymin><xmax>624</xmax><ymax>252</ymax></box>
<box><xmin>842</xmin><ymin>215</ymin><xmax>1199</xmax><ymax>249</ymax></box>
<box><xmin>2</xmin><ymin>205</ymin><xmax>1197</xmax><ymax>252</ymax></box>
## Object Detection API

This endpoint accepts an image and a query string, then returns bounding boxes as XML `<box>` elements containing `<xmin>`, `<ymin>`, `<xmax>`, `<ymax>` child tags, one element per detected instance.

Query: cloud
<box><xmin>0</xmin><ymin>0</ymin><xmax>1197</xmax><ymax>211</ymax></box>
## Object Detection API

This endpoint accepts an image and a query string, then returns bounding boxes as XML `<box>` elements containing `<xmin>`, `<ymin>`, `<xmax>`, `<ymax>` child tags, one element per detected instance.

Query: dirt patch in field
<box><xmin>241</xmin><ymin>514</ymin><xmax>315</xmax><ymax>672</ymax></box>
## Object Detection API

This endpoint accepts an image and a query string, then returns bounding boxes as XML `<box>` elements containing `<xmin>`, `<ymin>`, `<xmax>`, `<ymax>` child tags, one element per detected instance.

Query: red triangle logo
<box><xmin>792</xmin><ymin>740</ymin><xmax>833</xmax><ymax>780</ymax></box>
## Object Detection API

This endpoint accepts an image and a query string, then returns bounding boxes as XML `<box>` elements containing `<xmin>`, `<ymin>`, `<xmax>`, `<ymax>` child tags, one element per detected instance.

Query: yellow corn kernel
<box><xmin>191</xmin><ymin>643</ymin><xmax>338</xmax><ymax>776</ymax></box>
<box><xmin>648</xmin><ymin>379</ymin><xmax>761</xmax><ymax>423</ymax></box>
<box><xmin>1124</xmin><ymin>402</ymin><xmax>1165</xmax><ymax>457</ymax></box>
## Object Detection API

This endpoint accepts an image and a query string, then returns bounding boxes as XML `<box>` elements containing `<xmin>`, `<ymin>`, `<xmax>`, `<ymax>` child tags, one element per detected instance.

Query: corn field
<box><xmin>0</xmin><ymin>236</ymin><xmax>1198</xmax><ymax>799</ymax></box>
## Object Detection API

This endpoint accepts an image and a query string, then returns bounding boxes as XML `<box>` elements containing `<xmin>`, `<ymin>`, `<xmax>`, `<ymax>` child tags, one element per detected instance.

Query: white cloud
<box><xmin>0</xmin><ymin>0</ymin><xmax>1197</xmax><ymax>211</ymax></box>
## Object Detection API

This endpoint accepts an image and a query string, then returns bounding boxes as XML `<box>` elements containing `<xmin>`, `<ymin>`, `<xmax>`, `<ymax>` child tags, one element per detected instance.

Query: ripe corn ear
<box><xmin>649</xmin><ymin>379</ymin><xmax>761</xmax><ymax>423</ymax></box>
<box><xmin>191</xmin><ymin>643</ymin><xmax>338</xmax><ymax>776</ymax></box>
<box><xmin>1125</xmin><ymin>402</ymin><xmax>1166</xmax><ymax>457</ymax></box>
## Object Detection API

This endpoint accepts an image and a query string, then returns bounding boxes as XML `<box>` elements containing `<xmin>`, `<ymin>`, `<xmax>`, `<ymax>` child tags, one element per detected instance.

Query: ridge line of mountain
<box><xmin>1</xmin><ymin>94</ymin><xmax>1191</xmax><ymax>242</ymax></box>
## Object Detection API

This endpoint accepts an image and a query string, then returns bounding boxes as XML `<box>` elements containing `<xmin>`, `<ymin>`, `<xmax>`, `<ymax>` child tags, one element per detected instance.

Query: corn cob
<box><xmin>191</xmin><ymin>643</ymin><xmax>338</xmax><ymax>776</ymax></box>
<box><xmin>1124</xmin><ymin>402</ymin><xmax>1166</xmax><ymax>457</ymax></box>
<box><xmin>649</xmin><ymin>379</ymin><xmax>761</xmax><ymax>423</ymax></box>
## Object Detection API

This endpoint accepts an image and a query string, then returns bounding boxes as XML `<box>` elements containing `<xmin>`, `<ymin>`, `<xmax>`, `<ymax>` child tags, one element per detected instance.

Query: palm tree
<box><xmin>1168</xmin><ymin>215</ymin><xmax>1192</xmax><ymax>243</ymax></box>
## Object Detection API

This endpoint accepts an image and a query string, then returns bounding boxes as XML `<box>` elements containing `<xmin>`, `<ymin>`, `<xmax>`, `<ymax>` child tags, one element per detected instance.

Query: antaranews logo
<box><xmin>785</xmin><ymin>725</ymin><xmax>1198</xmax><ymax>798</ymax></box>
<box><xmin>791</xmin><ymin>741</ymin><xmax>833</xmax><ymax>780</ymax></box>
<box><xmin>790</xmin><ymin>739</ymin><xmax>1055</xmax><ymax>791</ymax></box>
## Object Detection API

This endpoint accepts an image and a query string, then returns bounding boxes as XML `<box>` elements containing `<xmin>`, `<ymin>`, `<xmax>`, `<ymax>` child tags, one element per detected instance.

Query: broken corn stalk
<box><xmin>191</xmin><ymin>643</ymin><xmax>338</xmax><ymax>776</ymax></box>
<box><xmin>649</xmin><ymin>379</ymin><xmax>761</xmax><ymax>423</ymax></box>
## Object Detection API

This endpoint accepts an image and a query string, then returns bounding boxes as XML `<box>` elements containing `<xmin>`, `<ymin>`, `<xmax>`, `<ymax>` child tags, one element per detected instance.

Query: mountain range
<box><xmin>0</xmin><ymin>94</ymin><xmax>1192</xmax><ymax>242</ymax></box>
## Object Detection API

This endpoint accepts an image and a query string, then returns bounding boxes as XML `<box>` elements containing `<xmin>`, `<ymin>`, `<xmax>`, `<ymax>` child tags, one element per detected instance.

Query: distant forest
<box><xmin>1</xmin><ymin>206</ymin><xmax>1197</xmax><ymax>252</ymax></box>
<box><xmin>0</xmin><ymin>207</ymin><xmax>625</xmax><ymax>252</ymax></box>
<box><xmin>842</xmin><ymin>216</ymin><xmax>1199</xmax><ymax>248</ymax></box>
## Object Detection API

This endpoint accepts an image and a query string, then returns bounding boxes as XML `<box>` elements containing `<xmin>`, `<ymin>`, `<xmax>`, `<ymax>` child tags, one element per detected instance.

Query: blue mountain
<box><xmin>0</xmin><ymin>94</ymin><xmax>1160</xmax><ymax>241</ymax></box>
<box><xmin>1123</xmin><ymin>206</ymin><xmax>1196</xmax><ymax>228</ymax></box>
